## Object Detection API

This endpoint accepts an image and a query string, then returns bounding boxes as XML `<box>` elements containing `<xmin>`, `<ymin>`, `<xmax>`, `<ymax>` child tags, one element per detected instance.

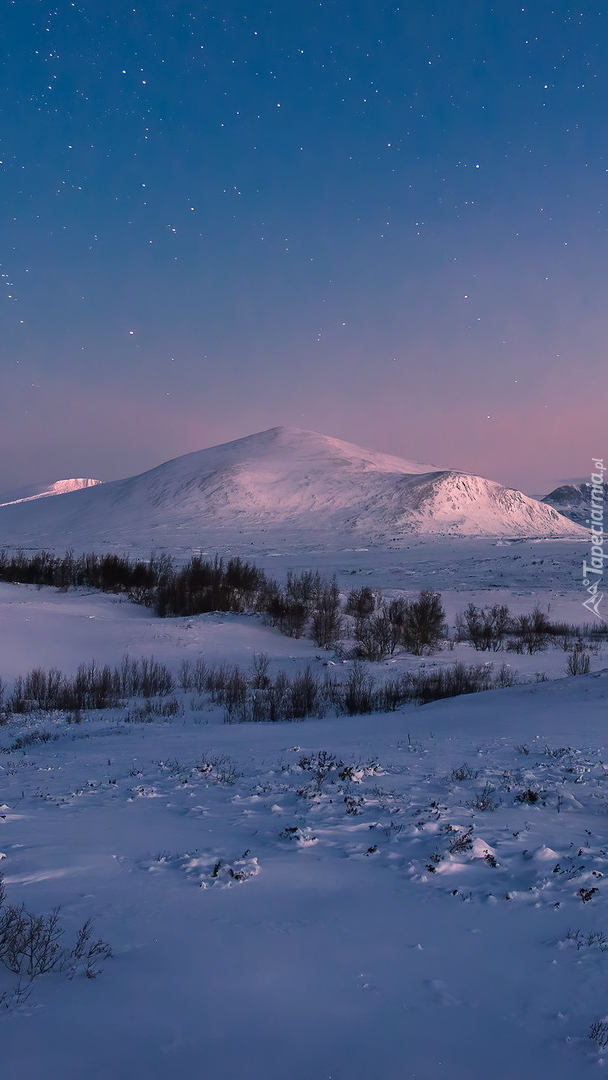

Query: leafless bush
<box><xmin>507</xmin><ymin>608</ymin><xmax>550</xmax><ymax>654</ymax></box>
<box><xmin>179</xmin><ymin>658</ymin><xmax>208</xmax><ymax>692</ymax></box>
<box><xmin>0</xmin><ymin>984</ymin><xmax>31</xmax><ymax>1012</ymax></box>
<box><xmin>123</xmin><ymin>698</ymin><xmax>182</xmax><ymax>722</ymax></box>
<box><xmin>0</xmin><ymin>876</ymin><xmax>111</xmax><ymax>982</ymax></box>
<box><xmin>515</xmin><ymin>788</ymin><xmax>540</xmax><ymax>804</ymax></box>
<box><xmin>455</xmin><ymin>603</ymin><xmax>512</xmax><ymax>651</ymax></box>
<box><xmin>448</xmin><ymin>826</ymin><xmax>474</xmax><ymax>853</ymax></box>
<box><xmin>345</xmin><ymin>586</ymin><xmax>376</xmax><ymax>619</ymax></box>
<box><xmin>566</xmin><ymin>928</ymin><xmax>608</xmax><ymax>951</ymax></box>
<box><xmin>589</xmin><ymin>1019</ymin><xmax>608</xmax><ymax>1048</ymax></box>
<box><xmin>468</xmin><ymin>782</ymin><xmax>500</xmax><ymax>812</ymax></box>
<box><xmin>310</xmin><ymin>577</ymin><xmax>343</xmax><ymax>648</ymax></box>
<box><xmin>69</xmin><ymin>918</ymin><xmax>113</xmax><ymax>978</ymax></box>
<box><xmin>375</xmin><ymin>674</ymin><xmax>412</xmax><ymax>712</ymax></box>
<box><xmin>344</xmin><ymin>795</ymin><xmax>364</xmax><ymax>815</ymax></box>
<box><xmin>450</xmin><ymin>763</ymin><xmax>479</xmax><ymax>782</ymax></box>
<box><xmin>566</xmin><ymin>641</ymin><xmax>591</xmax><ymax>676</ymax></box>
<box><xmin>352</xmin><ymin>607</ymin><xmax>394</xmax><ymax>661</ymax></box>
<box><xmin>341</xmin><ymin>660</ymin><xmax>376</xmax><ymax>715</ymax></box>
<box><xmin>400</xmin><ymin>591</ymin><xmax>446</xmax><ymax>655</ymax></box>
<box><xmin>195</xmin><ymin>754</ymin><xmax>242</xmax><ymax>785</ymax></box>
<box><xmin>298</xmin><ymin>750</ymin><xmax>343</xmax><ymax>791</ymax></box>
<box><xmin>407</xmin><ymin>661</ymin><xmax>494</xmax><ymax>704</ymax></box>
<box><xmin>251</xmin><ymin>653</ymin><xmax>271</xmax><ymax>689</ymax></box>
<box><xmin>495</xmin><ymin>663</ymin><xmax>517</xmax><ymax>687</ymax></box>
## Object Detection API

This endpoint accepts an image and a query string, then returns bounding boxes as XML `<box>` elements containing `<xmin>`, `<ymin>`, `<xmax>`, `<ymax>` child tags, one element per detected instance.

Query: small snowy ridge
<box><xmin>0</xmin><ymin>477</ymin><xmax>101</xmax><ymax>507</ymax></box>
<box><xmin>142</xmin><ymin>851</ymin><xmax>260</xmax><ymax>888</ymax></box>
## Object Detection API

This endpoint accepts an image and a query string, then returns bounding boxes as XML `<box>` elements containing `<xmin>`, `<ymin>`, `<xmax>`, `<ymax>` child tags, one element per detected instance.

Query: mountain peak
<box><xmin>0</xmin><ymin>478</ymin><xmax>102</xmax><ymax>509</ymax></box>
<box><xmin>0</xmin><ymin>429</ymin><xmax>585</xmax><ymax>548</ymax></box>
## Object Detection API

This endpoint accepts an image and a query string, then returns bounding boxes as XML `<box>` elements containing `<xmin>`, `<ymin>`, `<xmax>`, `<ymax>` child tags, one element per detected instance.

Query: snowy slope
<box><xmin>0</xmin><ymin>477</ymin><xmax>101</xmax><ymax>508</ymax></box>
<box><xmin>0</xmin><ymin>426</ymin><xmax>584</xmax><ymax>550</ymax></box>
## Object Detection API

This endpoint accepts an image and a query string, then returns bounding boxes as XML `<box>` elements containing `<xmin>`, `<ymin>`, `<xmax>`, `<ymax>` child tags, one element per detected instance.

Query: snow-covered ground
<box><xmin>1</xmin><ymin>540</ymin><xmax>607</xmax><ymax>1078</ymax></box>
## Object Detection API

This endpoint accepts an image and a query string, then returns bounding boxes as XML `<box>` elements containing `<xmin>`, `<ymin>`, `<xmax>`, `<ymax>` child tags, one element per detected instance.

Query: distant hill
<box><xmin>542</xmin><ymin>481</ymin><xmax>608</xmax><ymax>526</ymax></box>
<box><xmin>0</xmin><ymin>478</ymin><xmax>102</xmax><ymax>508</ymax></box>
<box><xmin>0</xmin><ymin>427</ymin><xmax>585</xmax><ymax>551</ymax></box>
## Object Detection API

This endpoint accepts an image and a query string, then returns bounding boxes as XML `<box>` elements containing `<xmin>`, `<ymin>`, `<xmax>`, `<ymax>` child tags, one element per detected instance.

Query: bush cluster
<box><xmin>0</xmin><ymin>874</ymin><xmax>111</xmax><ymax>983</ymax></box>
<box><xmin>0</xmin><ymin>550</ymin><xmax>449</xmax><ymax>657</ymax></box>
<box><xmin>455</xmin><ymin>602</ymin><xmax>607</xmax><ymax>654</ymax></box>
<box><xmin>183</xmin><ymin>654</ymin><xmax>517</xmax><ymax>721</ymax></box>
<box><xmin>1</xmin><ymin>654</ymin><xmax>518</xmax><ymax>725</ymax></box>
<box><xmin>349</xmin><ymin>590</ymin><xmax>445</xmax><ymax>659</ymax></box>
<box><xmin>5</xmin><ymin>656</ymin><xmax>173</xmax><ymax>715</ymax></box>
<box><xmin>0</xmin><ymin>548</ymin><xmax>165</xmax><ymax>595</ymax></box>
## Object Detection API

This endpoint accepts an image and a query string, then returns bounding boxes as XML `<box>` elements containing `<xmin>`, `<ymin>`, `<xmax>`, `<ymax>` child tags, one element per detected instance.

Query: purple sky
<box><xmin>2</xmin><ymin>2</ymin><xmax>606</xmax><ymax>497</ymax></box>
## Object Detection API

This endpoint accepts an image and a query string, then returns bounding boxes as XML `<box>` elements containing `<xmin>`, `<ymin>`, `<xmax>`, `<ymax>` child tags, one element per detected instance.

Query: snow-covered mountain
<box><xmin>0</xmin><ymin>477</ymin><xmax>102</xmax><ymax>508</ymax></box>
<box><xmin>542</xmin><ymin>481</ymin><xmax>608</xmax><ymax>526</ymax></box>
<box><xmin>0</xmin><ymin>427</ymin><xmax>585</xmax><ymax>551</ymax></box>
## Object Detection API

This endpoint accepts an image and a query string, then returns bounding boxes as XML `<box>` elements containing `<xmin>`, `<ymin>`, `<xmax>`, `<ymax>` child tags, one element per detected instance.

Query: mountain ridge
<box><xmin>0</xmin><ymin>477</ymin><xmax>102</xmax><ymax>508</ymax></box>
<box><xmin>542</xmin><ymin>481</ymin><xmax>608</xmax><ymax>526</ymax></box>
<box><xmin>0</xmin><ymin>426</ymin><xmax>585</xmax><ymax>550</ymax></box>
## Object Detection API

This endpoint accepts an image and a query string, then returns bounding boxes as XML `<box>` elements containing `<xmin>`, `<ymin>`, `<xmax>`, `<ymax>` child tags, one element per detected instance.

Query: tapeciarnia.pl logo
<box><xmin>582</xmin><ymin>458</ymin><xmax>606</xmax><ymax>621</ymax></box>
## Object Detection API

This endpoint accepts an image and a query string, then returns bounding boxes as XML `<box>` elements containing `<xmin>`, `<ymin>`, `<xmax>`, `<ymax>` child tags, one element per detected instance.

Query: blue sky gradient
<box><xmin>1</xmin><ymin>1</ymin><xmax>606</xmax><ymax>493</ymax></box>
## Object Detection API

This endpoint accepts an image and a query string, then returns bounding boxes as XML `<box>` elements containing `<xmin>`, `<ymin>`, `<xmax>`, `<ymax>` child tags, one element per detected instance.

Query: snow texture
<box><xmin>1</xmin><ymin>576</ymin><xmax>607</xmax><ymax>1079</ymax></box>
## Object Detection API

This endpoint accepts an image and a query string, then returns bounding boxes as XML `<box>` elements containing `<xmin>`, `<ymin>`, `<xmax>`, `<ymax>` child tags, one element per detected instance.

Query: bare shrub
<box><xmin>196</xmin><ymin>754</ymin><xmax>242</xmax><ymax>785</ymax></box>
<box><xmin>448</xmin><ymin>826</ymin><xmax>474</xmax><ymax>853</ymax></box>
<box><xmin>515</xmin><ymin>788</ymin><xmax>540</xmax><ymax>804</ymax></box>
<box><xmin>6</xmin><ymin>730</ymin><xmax>58</xmax><ymax>752</ymax></box>
<box><xmin>310</xmin><ymin>578</ymin><xmax>342</xmax><ymax>648</ymax></box>
<box><xmin>407</xmin><ymin>662</ymin><xmax>493</xmax><ymax>704</ymax></box>
<box><xmin>450</xmin><ymin>763</ymin><xmax>479</xmax><ymax>782</ymax></box>
<box><xmin>495</xmin><ymin>663</ymin><xmax>517</xmax><ymax>687</ymax></box>
<box><xmin>0</xmin><ymin>876</ymin><xmax>111</xmax><ymax>982</ymax></box>
<box><xmin>352</xmin><ymin>607</ymin><xmax>394</xmax><ymax>661</ymax></box>
<box><xmin>345</xmin><ymin>586</ymin><xmax>376</xmax><ymax>619</ymax></box>
<box><xmin>468</xmin><ymin>782</ymin><xmax>500</xmax><ymax>812</ymax></box>
<box><xmin>376</xmin><ymin>674</ymin><xmax>411</xmax><ymax>712</ymax></box>
<box><xmin>455</xmin><ymin>603</ymin><xmax>512</xmax><ymax>651</ymax></box>
<box><xmin>401</xmin><ymin>591</ymin><xmax>446</xmax><ymax>655</ymax></box>
<box><xmin>589</xmin><ymin>1019</ymin><xmax>608</xmax><ymax>1048</ymax></box>
<box><xmin>341</xmin><ymin>660</ymin><xmax>376</xmax><ymax>715</ymax></box>
<box><xmin>251</xmin><ymin>653</ymin><xmax>271</xmax><ymax>689</ymax></box>
<box><xmin>566</xmin><ymin>641</ymin><xmax>591</xmax><ymax>676</ymax></box>
<box><xmin>289</xmin><ymin>667</ymin><xmax>324</xmax><ymax>719</ymax></box>
<box><xmin>508</xmin><ymin>608</ymin><xmax>550</xmax><ymax>654</ymax></box>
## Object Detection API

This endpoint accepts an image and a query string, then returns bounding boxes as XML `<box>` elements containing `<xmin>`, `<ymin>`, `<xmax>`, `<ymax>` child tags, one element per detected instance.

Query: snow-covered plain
<box><xmin>1</xmin><ymin>427</ymin><xmax>604</xmax><ymax>1078</ymax></box>
<box><xmin>1</xmin><ymin>554</ymin><xmax>608</xmax><ymax>1079</ymax></box>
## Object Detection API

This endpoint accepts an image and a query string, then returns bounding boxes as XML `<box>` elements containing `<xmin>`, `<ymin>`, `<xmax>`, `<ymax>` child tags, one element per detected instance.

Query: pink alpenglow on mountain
<box><xmin>0</xmin><ymin>478</ymin><xmax>102</xmax><ymax>508</ymax></box>
<box><xmin>0</xmin><ymin>427</ymin><xmax>585</xmax><ymax>550</ymax></box>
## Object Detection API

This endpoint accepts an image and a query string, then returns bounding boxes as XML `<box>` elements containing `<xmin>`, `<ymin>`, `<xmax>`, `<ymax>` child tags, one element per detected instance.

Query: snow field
<box><xmin>1</xmin><ymin>548</ymin><xmax>607</xmax><ymax>1078</ymax></box>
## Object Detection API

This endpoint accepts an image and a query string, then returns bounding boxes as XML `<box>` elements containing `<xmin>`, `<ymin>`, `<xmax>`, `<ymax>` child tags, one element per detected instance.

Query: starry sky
<box><xmin>1</xmin><ymin>1</ymin><xmax>606</xmax><ymax>496</ymax></box>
